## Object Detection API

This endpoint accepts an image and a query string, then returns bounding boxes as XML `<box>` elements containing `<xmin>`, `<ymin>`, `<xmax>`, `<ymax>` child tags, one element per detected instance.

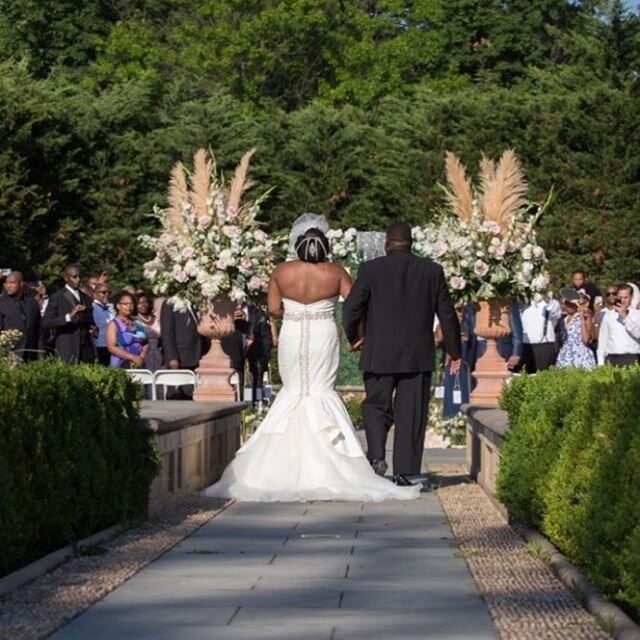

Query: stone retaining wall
<box><xmin>139</xmin><ymin>400</ymin><xmax>243</xmax><ymax>514</ymax></box>
<box><xmin>462</xmin><ymin>404</ymin><xmax>509</xmax><ymax>520</ymax></box>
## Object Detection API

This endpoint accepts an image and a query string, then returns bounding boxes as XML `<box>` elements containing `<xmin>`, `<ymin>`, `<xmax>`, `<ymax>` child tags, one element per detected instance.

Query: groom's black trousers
<box><xmin>362</xmin><ymin>371</ymin><xmax>431</xmax><ymax>476</ymax></box>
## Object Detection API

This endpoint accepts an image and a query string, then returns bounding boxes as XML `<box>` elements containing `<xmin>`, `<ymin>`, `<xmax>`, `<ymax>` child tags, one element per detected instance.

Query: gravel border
<box><xmin>431</xmin><ymin>463</ymin><xmax>613</xmax><ymax>640</ymax></box>
<box><xmin>515</xmin><ymin>525</ymin><xmax>640</xmax><ymax>640</ymax></box>
<box><xmin>0</xmin><ymin>496</ymin><xmax>230</xmax><ymax>640</ymax></box>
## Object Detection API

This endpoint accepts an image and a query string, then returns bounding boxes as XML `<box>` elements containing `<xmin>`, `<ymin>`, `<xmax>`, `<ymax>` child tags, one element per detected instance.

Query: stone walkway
<box><xmin>2</xmin><ymin>445</ymin><xmax>615</xmax><ymax>640</ymax></box>
<box><xmin>49</xmin><ymin>487</ymin><xmax>497</xmax><ymax>640</ymax></box>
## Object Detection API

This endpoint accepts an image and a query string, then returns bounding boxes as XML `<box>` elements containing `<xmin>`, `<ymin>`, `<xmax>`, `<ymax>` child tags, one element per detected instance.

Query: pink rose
<box><xmin>474</xmin><ymin>260</ymin><xmax>489</xmax><ymax>277</ymax></box>
<box><xmin>434</xmin><ymin>240</ymin><xmax>449</xmax><ymax>257</ymax></box>
<box><xmin>223</xmin><ymin>225</ymin><xmax>239</xmax><ymax>239</ymax></box>
<box><xmin>450</xmin><ymin>276</ymin><xmax>466</xmax><ymax>290</ymax></box>
<box><xmin>248</xmin><ymin>276</ymin><xmax>264</xmax><ymax>291</ymax></box>
<box><xmin>175</xmin><ymin>270</ymin><xmax>188</xmax><ymax>283</ymax></box>
<box><xmin>181</xmin><ymin>246</ymin><xmax>195</xmax><ymax>259</ymax></box>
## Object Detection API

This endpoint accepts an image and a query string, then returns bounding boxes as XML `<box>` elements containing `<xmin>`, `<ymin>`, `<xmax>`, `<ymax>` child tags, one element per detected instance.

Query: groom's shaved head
<box><xmin>385</xmin><ymin>222</ymin><xmax>412</xmax><ymax>251</ymax></box>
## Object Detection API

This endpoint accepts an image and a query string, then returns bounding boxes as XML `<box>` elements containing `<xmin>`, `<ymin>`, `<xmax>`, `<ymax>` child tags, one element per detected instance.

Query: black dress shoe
<box><xmin>371</xmin><ymin>459</ymin><xmax>388</xmax><ymax>476</ymax></box>
<box><xmin>393</xmin><ymin>474</ymin><xmax>415</xmax><ymax>487</ymax></box>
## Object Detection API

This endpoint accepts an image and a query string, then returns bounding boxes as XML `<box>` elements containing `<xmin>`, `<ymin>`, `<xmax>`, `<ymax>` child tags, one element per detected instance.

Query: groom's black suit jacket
<box><xmin>343</xmin><ymin>248</ymin><xmax>461</xmax><ymax>374</ymax></box>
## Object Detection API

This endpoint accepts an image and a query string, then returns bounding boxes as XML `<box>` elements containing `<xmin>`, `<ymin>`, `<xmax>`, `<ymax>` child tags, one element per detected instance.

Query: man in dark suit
<box><xmin>160</xmin><ymin>300</ymin><xmax>209</xmax><ymax>399</ymax></box>
<box><xmin>246</xmin><ymin>306</ymin><xmax>273</xmax><ymax>404</ymax></box>
<box><xmin>343</xmin><ymin>222</ymin><xmax>461</xmax><ymax>486</ymax></box>
<box><xmin>0</xmin><ymin>271</ymin><xmax>41</xmax><ymax>361</ymax></box>
<box><xmin>42</xmin><ymin>264</ymin><xmax>96</xmax><ymax>363</ymax></box>
<box><xmin>233</xmin><ymin>303</ymin><xmax>273</xmax><ymax>404</ymax></box>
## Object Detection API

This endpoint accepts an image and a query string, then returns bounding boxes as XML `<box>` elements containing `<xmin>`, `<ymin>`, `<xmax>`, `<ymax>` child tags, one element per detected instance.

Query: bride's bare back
<box><xmin>268</xmin><ymin>260</ymin><xmax>352</xmax><ymax>315</ymax></box>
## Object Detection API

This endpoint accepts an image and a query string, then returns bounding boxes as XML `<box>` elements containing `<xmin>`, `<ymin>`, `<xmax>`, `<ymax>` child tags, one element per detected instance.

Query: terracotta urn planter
<box><xmin>470</xmin><ymin>298</ymin><xmax>511</xmax><ymax>405</ymax></box>
<box><xmin>193</xmin><ymin>295</ymin><xmax>237</xmax><ymax>402</ymax></box>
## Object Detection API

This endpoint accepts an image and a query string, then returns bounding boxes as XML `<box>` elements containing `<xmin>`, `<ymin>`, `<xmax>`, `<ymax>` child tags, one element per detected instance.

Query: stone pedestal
<box><xmin>470</xmin><ymin>338</ymin><xmax>510</xmax><ymax>405</ymax></box>
<box><xmin>470</xmin><ymin>298</ymin><xmax>511</xmax><ymax>406</ymax></box>
<box><xmin>193</xmin><ymin>339</ymin><xmax>236</xmax><ymax>401</ymax></box>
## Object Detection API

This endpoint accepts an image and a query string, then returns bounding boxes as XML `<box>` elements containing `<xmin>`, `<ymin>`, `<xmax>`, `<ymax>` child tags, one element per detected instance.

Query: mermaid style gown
<box><xmin>206</xmin><ymin>297</ymin><xmax>420</xmax><ymax>501</ymax></box>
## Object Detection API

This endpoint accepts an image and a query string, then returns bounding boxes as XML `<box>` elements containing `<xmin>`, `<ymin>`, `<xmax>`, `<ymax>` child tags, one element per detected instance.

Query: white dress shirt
<box><xmin>64</xmin><ymin>284</ymin><xmax>82</xmax><ymax>323</ymax></box>
<box><xmin>596</xmin><ymin>307</ymin><xmax>640</xmax><ymax>364</ymax></box>
<box><xmin>520</xmin><ymin>299</ymin><xmax>561</xmax><ymax>344</ymax></box>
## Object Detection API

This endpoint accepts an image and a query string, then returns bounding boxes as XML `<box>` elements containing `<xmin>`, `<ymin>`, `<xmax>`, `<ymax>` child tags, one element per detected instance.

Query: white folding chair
<box><xmin>229</xmin><ymin>371</ymin><xmax>241</xmax><ymax>402</ymax></box>
<box><xmin>126</xmin><ymin>369</ymin><xmax>156</xmax><ymax>400</ymax></box>
<box><xmin>153</xmin><ymin>369</ymin><xmax>198</xmax><ymax>400</ymax></box>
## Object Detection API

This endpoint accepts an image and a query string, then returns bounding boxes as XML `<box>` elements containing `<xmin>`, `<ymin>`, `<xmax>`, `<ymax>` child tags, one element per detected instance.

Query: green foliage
<box><xmin>497</xmin><ymin>366</ymin><xmax>640</xmax><ymax>612</ymax></box>
<box><xmin>0</xmin><ymin>360</ymin><xmax>160</xmax><ymax>577</ymax></box>
<box><xmin>0</xmin><ymin>1</ymin><xmax>639</xmax><ymax>287</ymax></box>
<box><xmin>336</xmin><ymin>303</ymin><xmax>364</xmax><ymax>386</ymax></box>
<box><xmin>341</xmin><ymin>392</ymin><xmax>364</xmax><ymax>429</ymax></box>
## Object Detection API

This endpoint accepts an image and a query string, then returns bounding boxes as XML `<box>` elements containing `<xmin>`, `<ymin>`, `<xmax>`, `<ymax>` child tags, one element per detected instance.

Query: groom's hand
<box><xmin>348</xmin><ymin>337</ymin><xmax>364</xmax><ymax>352</ymax></box>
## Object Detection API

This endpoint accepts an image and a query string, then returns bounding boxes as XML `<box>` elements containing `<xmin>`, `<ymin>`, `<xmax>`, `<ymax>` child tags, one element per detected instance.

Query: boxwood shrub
<box><xmin>497</xmin><ymin>365</ymin><xmax>640</xmax><ymax>612</ymax></box>
<box><xmin>0</xmin><ymin>360</ymin><xmax>160</xmax><ymax>577</ymax></box>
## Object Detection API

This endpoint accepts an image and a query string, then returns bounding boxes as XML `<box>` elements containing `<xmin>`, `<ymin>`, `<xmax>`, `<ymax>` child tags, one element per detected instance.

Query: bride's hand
<box><xmin>348</xmin><ymin>336</ymin><xmax>364</xmax><ymax>352</ymax></box>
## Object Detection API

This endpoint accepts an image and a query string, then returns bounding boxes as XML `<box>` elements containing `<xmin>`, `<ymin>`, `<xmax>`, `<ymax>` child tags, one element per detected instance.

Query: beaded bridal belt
<box><xmin>284</xmin><ymin>309</ymin><xmax>335</xmax><ymax>322</ymax></box>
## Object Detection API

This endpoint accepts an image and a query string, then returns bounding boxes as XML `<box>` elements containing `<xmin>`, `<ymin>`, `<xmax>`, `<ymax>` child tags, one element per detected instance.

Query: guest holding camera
<box><xmin>556</xmin><ymin>288</ymin><xmax>595</xmax><ymax>370</ymax></box>
<box><xmin>596</xmin><ymin>284</ymin><xmax>640</xmax><ymax>366</ymax></box>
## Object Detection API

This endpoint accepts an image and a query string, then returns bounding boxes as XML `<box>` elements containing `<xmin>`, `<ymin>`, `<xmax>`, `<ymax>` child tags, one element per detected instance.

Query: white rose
<box><xmin>521</xmin><ymin>261</ymin><xmax>534</xmax><ymax>276</ymax></box>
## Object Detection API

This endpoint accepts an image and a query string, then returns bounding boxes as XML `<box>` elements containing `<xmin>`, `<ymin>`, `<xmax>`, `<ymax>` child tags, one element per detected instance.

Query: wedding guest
<box><xmin>135</xmin><ymin>293</ymin><xmax>163</xmax><ymax>371</ymax></box>
<box><xmin>556</xmin><ymin>288</ymin><xmax>595</xmax><ymax>370</ymax></box>
<box><xmin>519</xmin><ymin>295</ymin><xmax>562</xmax><ymax>373</ymax></box>
<box><xmin>0</xmin><ymin>271</ymin><xmax>41</xmax><ymax>361</ymax></box>
<box><xmin>602</xmin><ymin>284</ymin><xmax>619</xmax><ymax>312</ymax></box>
<box><xmin>570</xmin><ymin>269</ymin><xmax>600</xmax><ymax>308</ymax></box>
<box><xmin>596</xmin><ymin>284</ymin><xmax>640</xmax><ymax>366</ymax></box>
<box><xmin>160</xmin><ymin>299</ymin><xmax>208</xmax><ymax>399</ymax></box>
<box><xmin>245</xmin><ymin>304</ymin><xmax>274</xmax><ymax>404</ymax></box>
<box><xmin>592</xmin><ymin>284</ymin><xmax>617</xmax><ymax>344</ymax></box>
<box><xmin>629</xmin><ymin>282</ymin><xmax>640</xmax><ymax>310</ymax></box>
<box><xmin>105</xmin><ymin>291</ymin><xmax>149</xmax><ymax>368</ymax></box>
<box><xmin>221</xmin><ymin>327</ymin><xmax>246</xmax><ymax>399</ymax></box>
<box><xmin>42</xmin><ymin>263</ymin><xmax>96</xmax><ymax>364</ymax></box>
<box><xmin>442</xmin><ymin>305</ymin><xmax>476</xmax><ymax>417</ymax></box>
<box><xmin>92</xmin><ymin>283</ymin><xmax>114</xmax><ymax>366</ymax></box>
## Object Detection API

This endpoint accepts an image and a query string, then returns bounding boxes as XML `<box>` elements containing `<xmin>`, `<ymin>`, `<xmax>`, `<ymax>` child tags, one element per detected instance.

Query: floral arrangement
<box><xmin>273</xmin><ymin>226</ymin><xmax>360</xmax><ymax>266</ymax></box>
<box><xmin>326</xmin><ymin>228</ymin><xmax>359</xmax><ymax>267</ymax></box>
<box><xmin>426</xmin><ymin>400</ymin><xmax>466</xmax><ymax>446</ymax></box>
<box><xmin>140</xmin><ymin>148</ymin><xmax>275</xmax><ymax>312</ymax></box>
<box><xmin>241</xmin><ymin>401</ymin><xmax>271</xmax><ymax>442</ymax></box>
<box><xmin>412</xmin><ymin>150</ymin><xmax>550</xmax><ymax>303</ymax></box>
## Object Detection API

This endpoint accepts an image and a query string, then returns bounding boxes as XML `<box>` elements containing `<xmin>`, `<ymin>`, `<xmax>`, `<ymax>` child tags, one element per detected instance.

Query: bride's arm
<box><xmin>338</xmin><ymin>265</ymin><xmax>353</xmax><ymax>300</ymax></box>
<box><xmin>267</xmin><ymin>271</ymin><xmax>283</xmax><ymax>317</ymax></box>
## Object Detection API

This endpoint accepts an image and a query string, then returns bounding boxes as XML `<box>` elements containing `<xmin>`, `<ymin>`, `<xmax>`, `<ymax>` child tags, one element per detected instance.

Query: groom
<box><xmin>343</xmin><ymin>222</ymin><xmax>461</xmax><ymax>486</ymax></box>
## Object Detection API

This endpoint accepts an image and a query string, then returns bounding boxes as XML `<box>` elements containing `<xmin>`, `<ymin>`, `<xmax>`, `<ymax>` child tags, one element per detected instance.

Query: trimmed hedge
<box><xmin>497</xmin><ymin>366</ymin><xmax>640</xmax><ymax>612</ymax></box>
<box><xmin>0</xmin><ymin>360</ymin><xmax>160</xmax><ymax>577</ymax></box>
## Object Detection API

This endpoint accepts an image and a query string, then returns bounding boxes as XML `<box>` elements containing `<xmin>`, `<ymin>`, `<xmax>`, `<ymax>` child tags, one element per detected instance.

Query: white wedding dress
<box><xmin>205</xmin><ymin>297</ymin><xmax>420</xmax><ymax>501</ymax></box>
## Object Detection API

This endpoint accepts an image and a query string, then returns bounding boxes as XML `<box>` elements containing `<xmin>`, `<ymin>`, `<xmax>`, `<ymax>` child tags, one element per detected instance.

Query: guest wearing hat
<box><xmin>556</xmin><ymin>288</ymin><xmax>596</xmax><ymax>370</ymax></box>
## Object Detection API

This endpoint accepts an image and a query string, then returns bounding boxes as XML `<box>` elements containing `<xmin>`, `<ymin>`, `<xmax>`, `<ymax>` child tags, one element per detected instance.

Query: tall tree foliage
<box><xmin>0</xmin><ymin>0</ymin><xmax>639</xmax><ymax>287</ymax></box>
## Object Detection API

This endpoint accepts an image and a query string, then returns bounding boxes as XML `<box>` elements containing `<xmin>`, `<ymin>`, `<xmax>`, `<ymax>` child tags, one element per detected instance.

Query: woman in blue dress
<box><xmin>106</xmin><ymin>291</ymin><xmax>149</xmax><ymax>369</ymax></box>
<box><xmin>556</xmin><ymin>289</ymin><xmax>595</xmax><ymax>370</ymax></box>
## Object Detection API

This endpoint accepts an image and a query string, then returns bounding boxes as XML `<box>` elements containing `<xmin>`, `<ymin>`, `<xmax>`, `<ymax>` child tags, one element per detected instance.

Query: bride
<box><xmin>206</xmin><ymin>214</ymin><xmax>420</xmax><ymax>501</ymax></box>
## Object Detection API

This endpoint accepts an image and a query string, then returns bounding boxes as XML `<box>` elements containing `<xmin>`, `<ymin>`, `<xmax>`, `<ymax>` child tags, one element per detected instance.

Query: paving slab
<box><xmin>51</xmin><ymin>490</ymin><xmax>498</xmax><ymax>640</ymax></box>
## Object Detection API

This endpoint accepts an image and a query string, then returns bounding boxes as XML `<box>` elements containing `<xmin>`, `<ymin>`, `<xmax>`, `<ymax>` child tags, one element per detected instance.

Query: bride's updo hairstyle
<box><xmin>294</xmin><ymin>228</ymin><xmax>330</xmax><ymax>264</ymax></box>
